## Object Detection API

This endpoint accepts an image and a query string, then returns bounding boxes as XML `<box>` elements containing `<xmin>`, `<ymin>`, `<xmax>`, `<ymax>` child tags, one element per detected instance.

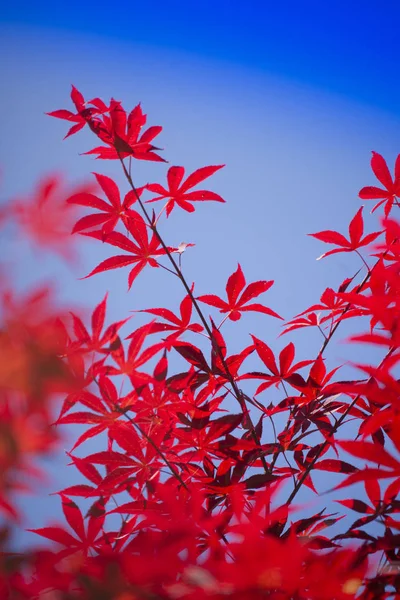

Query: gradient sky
<box><xmin>2</xmin><ymin>0</ymin><xmax>400</xmax><ymax>114</ymax></box>
<box><xmin>1</xmin><ymin>1</ymin><xmax>399</xmax><ymax>545</ymax></box>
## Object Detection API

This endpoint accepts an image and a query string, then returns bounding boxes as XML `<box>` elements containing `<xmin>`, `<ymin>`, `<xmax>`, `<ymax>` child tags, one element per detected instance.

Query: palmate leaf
<box><xmin>68</xmin><ymin>172</ymin><xmax>143</xmax><ymax>236</ymax></box>
<box><xmin>47</xmin><ymin>85</ymin><xmax>109</xmax><ymax>139</ymax></box>
<box><xmin>132</xmin><ymin>288</ymin><xmax>203</xmax><ymax>344</ymax></box>
<box><xmin>81</xmin><ymin>222</ymin><xmax>167</xmax><ymax>289</ymax></box>
<box><xmin>329</xmin><ymin>441</ymin><xmax>400</xmax><ymax>492</ymax></box>
<box><xmin>146</xmin><ymin>164</ymin><xmax>225</xmax><ymax>215</ymax></box>
<box><xmin>11</xmin><ymin>174</ymin><xmax>96</xmax><ymax>259</ymax></box>
<box><xmin>28</xmin><ymin>496</ymin><xmax>106</xmax><ymax>555</ymax></box>
<box><xmin>49</xmin><ymin>89</ymin><xmax>165</xmax><ymax>161</ymax></box>
<box><xmin>240</xmin><ymin>336</ymin><xmax>313</xmax><ymax>393</ymax></box>
<box><xmin>359</xmin><ymin>151</ymin><xmax>400</xmax><ymax>215</ymax></box>
<box><xmin>308</xmin><ymin>207</ymin><xmax>382</xmax><ymax>260</ymax></box>
<box><xmin>198</xmin><ymin>264</ymin><xmax>282</xmax><ymax>321</ymax></box>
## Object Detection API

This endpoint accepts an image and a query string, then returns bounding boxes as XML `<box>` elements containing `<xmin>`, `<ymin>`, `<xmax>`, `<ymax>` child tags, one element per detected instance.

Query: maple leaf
<box><xmin>29</xmin><ymin>495</ymin><xmax>106</xmax><ymax>557</ymax></box>
<box><xmin>67</xmin><ymin>172</ymin><xmax>143</xmax><ymax>237</ymax></box>
<box><xmin>47</xmin><ymin>85</ymin><xmax>109</xmax><ymax>139</ymax></box>
<box><xmin>56</xmin><ymin>375</ymin><xmax>136</xmax><ymax>450</ymax></box>
<box><xmin>59</xmin><ymin>295</ymin><xmax>130</xmax><ymax>414</ymax></box>
<box><xmin>82</xmin><ymin>213</ymin><xmax>168</xmax><ymax>289</ymax></box>
<box><xmin>308</xmin><ymin>207</ymin><xmax>382</xmax><ymax>260</ymax></box>
<box><xmin>0</xmin><ymin>286</ymin><xmax>79</xmax><ymax>400</ymax></box>
<box><xmin>333</xmin><ymin>440</ymin><xmax>400</xmax><ymax>489</ymax></box>
<box><xmin>336</xmin><ymin>261</ymin><xmax>400</xmax><ymax>347</ymax></box>
<box><xmin>146</xmin><ymin>165</ymin><xmax>225</xmax><ymax>216</ymax></box>
<box><xmin>208</xmin><ymin>322</ymin><xmax>255</xmax><ymax>392</ymax></box>
<box><xmin>373</xmin><ymin>217</ymin><xmax>400</xmax><ymax>267</ymax></box>
<box><xmin>294</xmin><ymin>276</ymin><xmax>363</xmax><ymax>326</ymax></box>
<box><xmin>240</xmin><ymin>337</ymin><xmax>313</xmax><ymax>394</ymax></box>
<box><xmin>359</xmin><ymin>151</ymin><xmax>400</xmax><ymax>216</ymax></box>
<box><xmin>133</xmin><ymin>289</ymin><xmax>203</xmax><ymax>346</ymax></box>
<box><xmin>173</xmin><ymin>341</ymin><xmax>211</xmax><ymax>373</ymax></box>
<box><xmin>288</xmin><ymin>355</ymin><xmax>341</xmax><ymax>405</ymax></box>
<box><xmin>60</xmin><ymin>453</ymin><xmax>103</xmax><ymax>498</ymax></box>
<box><xmin>0</xmin><ymin>389</ymin><xmax>60</xmax><ymax>520</ymax></box>
<box><xmin>83</xmin><ymin>100</ymin><xmax>165</xmax><ymax>162</ymax></box>
<box><xmin>105</xmin><ymin>322</ymin><xmax>165</xmax><ymax>387</ymax></box>
<box><xmin>68</xmin><ymin>293</ymin><xmax>130</xmax><ymax>355</ymax></box>
<box><xmin>197</xmin><ymin>264</ymin><xmax>282</xmax><ymax>321</ymax></box>
<box><xmin>175</xmin><ymin>413</ymin><xmax>243</xmax><ymax>462</ymax></box>
<box><xmin>82</xmin><ymin>424</ymin><xmax>164</xmax><ymax>490</ymax></box>
<box><xmin>11</xmin><ymin>174</ymin><xmax>95</xmax><ymax>259</ymax></box>
<box><xmin>335</xmin><ymin>478</ymin><xmax>388</xmax><ymax>523</ymax></box>
<box><xmin>171</xmin><ymin>331</ymin><xmax>254</xmax><ymax>396</ymax></box>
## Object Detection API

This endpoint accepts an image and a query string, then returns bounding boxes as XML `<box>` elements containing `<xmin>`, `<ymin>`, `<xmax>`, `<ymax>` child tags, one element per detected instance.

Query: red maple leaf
<box><xmin>82</xmin><ymin>213</ymin><xmax>169</xmax><ymax>289</ymax></box>
<box><xmin>284</xmin><ymin>355</ymin><xmax>341</xmax><ymax>406</ymax></box>
<box><xmin>171</xmin><ymin>327</ymin><xmax>254</xmax><ymax>395</ymax></box>
<box><xmin>197</xmin><ymin>263</ymin><xmax>282</xmax><ymax>321</ymax></box>
<box><xmin>11</xmin><ymin>174</ymin><xmax>94</xmax><ymax>259</ymax></box>
<box><xmin>334</xmin><ymin>439</ymin><xmax>400</xmax><ymax>490</ymax></box>
<box><xmin>29</xmin><ymin>495</ymin><xmax>106</xmax><ymax>557</ymax></box>
<box><xmin>308</xmin><ymin>207</ymin><xmax>381</xmax><ymax>260</ymax></box>
<box><xmin>133</xmin><ymin>289</ymin><xmax>203</xmax><ymax>346</ymax></box>
<box><xmin>81</xmin><ymin>424</ymin><xmax>164</xmax><ymax>490</ymax></box>
<box><xmin>146</xmin><ymin>165</ymin><xmax>225</xmax><ymax>216</ymax></box>
<box><xmin>105</xmin><ymin>322</ymin><xmax>165</xmax><ymax>387</ymax></box>
<box><xmin>294</xmin><ymin>276</ymin><xmax>363</xmax><ymax>326</ymax></box>
<box><xmin>47</xmin><ymin>85</ymin><xmax>109</xmax><ymax>139</ymax></box>
<box><xmin>68</xmin><ymin>293</ymin><xmax>130</xmax><ymax>355</ymax></box>
<box><xmin>67</xmin><ymin>173</ymin><xmax>143</xmax><ymax>237</ymax></box>
<box><xmin>359</xmin><ymin>151</ymin><xmax>400</xmax><ymax>216</ymax></box>
<box><xmin>83</xmin><ymin>100</ymin><xmax>165</xmax><ymax>162</ymax></box>
<box><xmin>174</xmin><ymin>413</ymin><xmax>243</xmax><ymax>462</ymax></box>
<box><xmin>240</xmin><ymin>337</ymin><xmax>313</xmax><ymax>394</ymax></box>
<box><xmin>56</xmin><ymin>376</ymin><xmax>136</xmax><ymax>450</ymax></box>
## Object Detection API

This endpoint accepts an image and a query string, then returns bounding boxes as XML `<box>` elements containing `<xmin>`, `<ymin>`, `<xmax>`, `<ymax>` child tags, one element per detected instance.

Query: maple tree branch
<box><xmin>268</xmin><ymin>256</ymin><xmax>387</xmax><ymax>475</ymax></box>
<box><xmin>284</xmin><ymin>346</ymin><xmax>396</xmax><ymax>507</ymax></box>
<box><xmin>118</xmin><ymin>155</ymin><xmax>270</xmax><ymax>474</ymax></box>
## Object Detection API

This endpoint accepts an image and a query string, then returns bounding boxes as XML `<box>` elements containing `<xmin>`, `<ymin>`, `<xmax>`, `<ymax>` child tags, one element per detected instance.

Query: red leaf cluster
<box><xmin>1</xmin><ymin>88</ymin><xmax>400</xmax><ymax>599</ymax></box>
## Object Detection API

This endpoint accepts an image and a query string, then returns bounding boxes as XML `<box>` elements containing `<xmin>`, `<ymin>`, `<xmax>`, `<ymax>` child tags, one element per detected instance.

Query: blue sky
<box><xmin>2</xmin><ymin>0</ymin><xmax>400</xmax><ymax>114</ymax></box>
<box><xmin>1</xmin><ymin>1</ymin><xmax>399</xmax><ymax>544</ymax></box>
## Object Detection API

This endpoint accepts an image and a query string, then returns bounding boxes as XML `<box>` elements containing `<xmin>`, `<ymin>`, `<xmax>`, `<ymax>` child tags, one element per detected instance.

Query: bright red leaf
<box><xmin>197</xmin><ymin>263</ymin><xmax>282</xmax><ymax>321</ymax></box>
<box><xmin>308</xmin><ymin>207</ymin><xmax>381</xmax><ymax>260</ymax></box>
<box><xmin>359</xmin><ymin>151</ymin><xmax>400</xmax><ymax>216</ymax></box>
<box><xmin>67</xmin><ymin>172</ymin><xmax>143</xmax><ymax>237</ymax></box>
<box><xmin>82</xmin><ymin>213</ymin><xmax>170</xmax><ymax>289</ymax></box>
<box><xmin>146</xmin><ymin>165</ymin><xmax>225</xmax><ymax>216</ymax></box>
